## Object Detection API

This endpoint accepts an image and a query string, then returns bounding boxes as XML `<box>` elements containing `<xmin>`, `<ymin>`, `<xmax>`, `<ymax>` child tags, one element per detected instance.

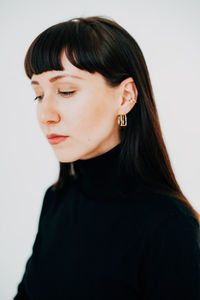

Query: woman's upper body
<box><xmin>14</xmin><ymin>15</ymin><xmax>200</xmax><ymax>299</ymax></box>
<box><xmin>14</xmin><ymin>142</ymin><xmax>200</xmax><ymax>300</ymax></box>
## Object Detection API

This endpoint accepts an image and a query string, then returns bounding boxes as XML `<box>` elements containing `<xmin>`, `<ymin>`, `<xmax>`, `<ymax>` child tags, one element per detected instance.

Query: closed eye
<box><xmin>33</xmin><ymin>91</ymin><xmax>75</xmax><ymax>101</ymax></box>
<box><xmin>58</xmin><ymin>91</ymin><xmax>75</xmax><ymax>97</ymax></box>
<box><xmin>34</xmin><ymin>95</ymin><xmax>42</xmax><ymax>101</ymax></box>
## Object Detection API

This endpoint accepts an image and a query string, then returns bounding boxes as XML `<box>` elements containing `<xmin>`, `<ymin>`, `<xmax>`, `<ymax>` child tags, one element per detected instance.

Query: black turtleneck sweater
<box><xmin>14</xmin><ymin>143</ymin><xmax>200</xmax><ymax>300</ymax></box>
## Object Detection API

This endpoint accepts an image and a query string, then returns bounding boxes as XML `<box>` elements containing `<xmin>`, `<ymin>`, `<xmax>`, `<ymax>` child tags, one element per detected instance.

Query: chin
<box><xmin>56</xmin><ymin>156</ymin><xmax>80</xmax><ymax>163</ymax></box>
<box><xmin>53</xmin><ymin>144</ymin><xmax>98</xmax><ymax>162</ymax></box>
<box><xmin>54</xmin><ymin>150</ymin><xmax>83</xmax><ymax>163</ymax></box>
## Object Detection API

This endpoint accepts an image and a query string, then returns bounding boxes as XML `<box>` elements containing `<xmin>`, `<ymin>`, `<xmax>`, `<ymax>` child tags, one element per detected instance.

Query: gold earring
<box><xmin>118</xmin><ymin>114</ymin><xmax>127</xmax><ymax>126</ymax></box>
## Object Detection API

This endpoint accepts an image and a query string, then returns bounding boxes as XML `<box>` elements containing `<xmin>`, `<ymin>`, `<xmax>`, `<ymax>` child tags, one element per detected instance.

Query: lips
<box><xmin>47</xmin><ymin>133</ymin><xmax>68</xmax><ymax>139</ymax></box>
<box><xmin>47</xmin><ymin>133</ymin><xmax>68</xmax><ymax>145</ymax></box>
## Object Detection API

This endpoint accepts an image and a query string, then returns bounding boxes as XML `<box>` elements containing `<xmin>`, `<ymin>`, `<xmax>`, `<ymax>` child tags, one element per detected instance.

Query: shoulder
<box><xmin>37</xmin><ymin>184</ymin><xmax>60</xmax><ymax>225</ymax></box>
<box><xmin>135</xmin><ymin>187</ymin><xmax>200</xmax><ymax>267</ymax></box>
<box><xmin>141</xmin><ymin>210</ymin><xmax>200</xmax><ymax>262</ymax></box>
<box><xmin>42</xmin><ymin>183</ymin><xmax>67</xmax><ymax>204</ymax></box>
<box><xmin>126</xmin><ymin>184</ymin><xmax>199</xmax><ymax>233</ymax></box>
<box><xmin>139</xmin><ymin>206</ymin><xmax>200</xmax><ymax>299</ymax></box>
<box><xmin>41</xmin><ymin>184</ymin><xmax>56</xmax><ymax>207</ymax></box>
<box><xmin>38</xmin><ymin>183</ymin><xmax>74</xmax><ymax>219</ymax></box>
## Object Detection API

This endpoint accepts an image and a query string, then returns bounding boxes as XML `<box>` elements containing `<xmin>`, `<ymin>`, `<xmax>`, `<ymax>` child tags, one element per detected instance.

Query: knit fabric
<box><xmin>14</xmin><ymin>143</ymin><xmax>200</xmax><ymax>299</ymax></box>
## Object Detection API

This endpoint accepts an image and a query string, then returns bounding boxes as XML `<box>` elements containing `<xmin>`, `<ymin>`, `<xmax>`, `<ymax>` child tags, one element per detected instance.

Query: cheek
<box><xmin>65</xmin><ymin>96</ymin><xmax>117</xmax><ymax>141</ymax></box>
<box><xmin>36</xmin><ymin>106</ymin><xmax>42</xmax><ymax>126</ymax></box>
<box><xmin>36</xmin><ymin>105</ymin><xmax>46</xmax><ymax>132</ymax></box>
<box><xmin>72</xmin><ymin>99</ymin><xmax>111</xmax><ymax>127</ymax></box>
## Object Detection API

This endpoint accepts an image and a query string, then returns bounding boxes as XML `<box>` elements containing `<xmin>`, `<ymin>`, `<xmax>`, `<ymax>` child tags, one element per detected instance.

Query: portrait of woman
<box><xmin>14</xmin><ymin>16</ymin><xmax>200</xmax><ymax>299</ymax></box>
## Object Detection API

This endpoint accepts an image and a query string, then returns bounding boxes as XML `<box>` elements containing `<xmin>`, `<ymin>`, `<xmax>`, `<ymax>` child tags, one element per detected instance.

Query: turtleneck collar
<box><xmin>72</xmin><ymin>142</ymin><xmax>137</xmax><ymax>200</ymax></box>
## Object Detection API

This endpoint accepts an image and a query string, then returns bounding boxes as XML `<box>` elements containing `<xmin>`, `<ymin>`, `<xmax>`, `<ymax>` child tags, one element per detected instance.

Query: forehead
<box><xmin>31</xmin><ymin>72</ymin><xmax>84</xmax><ymax>85</ymax></box>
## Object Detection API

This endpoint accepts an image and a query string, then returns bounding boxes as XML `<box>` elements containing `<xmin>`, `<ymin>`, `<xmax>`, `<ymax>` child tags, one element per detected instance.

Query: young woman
<box><xmin>14</xmin><ymin>16</ymin><xmax>200</xmax><ymax>299</ymax></box>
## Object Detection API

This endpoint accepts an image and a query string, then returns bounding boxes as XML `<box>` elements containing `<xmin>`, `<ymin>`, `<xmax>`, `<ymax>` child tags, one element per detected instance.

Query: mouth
<box><xmin>47</xmin><ymin>134</ymin><xmax>69</xmax><ymax>145</ymax></box>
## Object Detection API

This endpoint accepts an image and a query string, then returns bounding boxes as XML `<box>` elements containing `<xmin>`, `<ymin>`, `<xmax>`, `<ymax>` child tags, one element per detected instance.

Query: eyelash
<box><xmin>34</xmin><ymin>91</ymin><xmax>75</xmax><ymax>101</ymax></box>
<box><xmin>34</xmin><ymin>96</ymin><xmax>42</xmax><ymax>101</ymax></box>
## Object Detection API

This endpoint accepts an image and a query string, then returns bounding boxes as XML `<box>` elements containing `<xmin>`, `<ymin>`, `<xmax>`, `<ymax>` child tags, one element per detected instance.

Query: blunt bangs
<box><xmin>24</xmin><ymin>17</ymin><xmax>132</xmax><ymax>86</ymax></box>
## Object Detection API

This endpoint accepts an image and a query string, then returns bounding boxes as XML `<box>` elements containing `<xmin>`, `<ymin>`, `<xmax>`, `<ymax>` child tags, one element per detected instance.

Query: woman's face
<box><xmin>31</xmin><ymin>52</ymin><xmax>122</xmax><ymax>162</ymax></box>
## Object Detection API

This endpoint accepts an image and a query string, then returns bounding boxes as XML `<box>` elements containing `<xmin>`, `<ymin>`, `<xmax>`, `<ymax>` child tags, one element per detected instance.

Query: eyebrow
<box><xmin>31</xmin><ymin>74</ymin><xmax>83</xmax><ymax>85</ymax></box>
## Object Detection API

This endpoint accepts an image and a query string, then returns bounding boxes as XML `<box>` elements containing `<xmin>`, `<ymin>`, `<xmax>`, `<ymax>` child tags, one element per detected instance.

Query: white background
<box><xmin>0</xmin><ymin>0</ymin><xmax>199</xmax><ymax>298</ymax></box>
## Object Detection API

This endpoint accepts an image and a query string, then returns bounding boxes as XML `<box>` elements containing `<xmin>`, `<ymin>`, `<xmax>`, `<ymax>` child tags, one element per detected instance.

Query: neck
<box><xmin>72</xmin><ymin>143</ymin><xmax>138</xmax><ymax>200</ymax></box>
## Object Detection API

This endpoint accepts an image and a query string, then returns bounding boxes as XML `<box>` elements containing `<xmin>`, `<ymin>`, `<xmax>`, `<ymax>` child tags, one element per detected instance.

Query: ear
<box><xmin>117</xmin><ymin>77</ymin><xmax>138</xmax><ymax>115</ymax></box>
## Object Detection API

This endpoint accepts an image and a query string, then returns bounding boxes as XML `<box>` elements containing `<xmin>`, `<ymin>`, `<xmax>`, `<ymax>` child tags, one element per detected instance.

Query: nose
<box><xmin>38</xmin><ymin>96</ymin><xmax>61</xmax><ymax>124</ymax></box>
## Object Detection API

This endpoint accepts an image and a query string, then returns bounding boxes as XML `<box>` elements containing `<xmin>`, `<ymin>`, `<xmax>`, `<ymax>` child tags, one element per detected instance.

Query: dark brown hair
<box><xmin>24</xmin><ymin>16</ymin><xmax>200</xmax><ymax>224</ymax></box>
